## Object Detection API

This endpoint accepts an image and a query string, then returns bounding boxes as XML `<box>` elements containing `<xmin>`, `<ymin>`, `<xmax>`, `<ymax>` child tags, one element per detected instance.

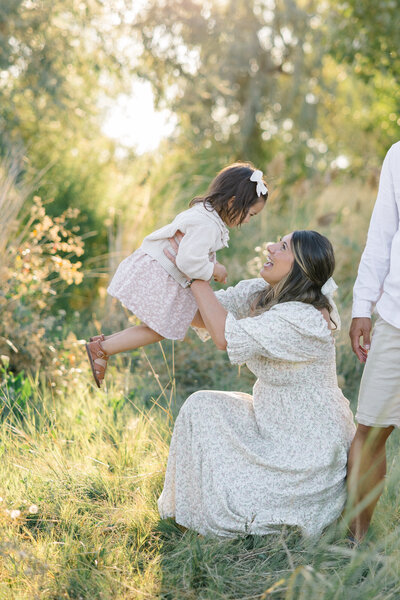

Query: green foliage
<box><xmin>0</xmin><ymin>0</ymin><xmax>137</xmax><ymax>299</ymax></box>
<box><xmin>0</xmin><ymin>159</ymin><xmax>85</xmax><ymax>375</ymax></box>
<box><xmin>132</xmin><ymin>0</ymin><xmax>326</xmax><ymax>163</ymax></box>
<box><xmin>329</xmin><ymin>0</ymin><xmax>400</xmax><ymax>83</ymax></box>
<box><xmin>0</xmin><ymin>364</ymin><xmax>33</xmax><ymax>420</ymax></box>
<box><xmin>129</xmin><ymin>0</ymin><xmax>398</xmax><ymax>176</ymax></box>
<box><xmin>1</xmin><ymin>0</ymin><xmax>398</xmax><ymax>321</ymax></box>
<box><xmin>0</xmin><ymin>0</ymin><xmax>129</xmax><ymax>155</ymax></box>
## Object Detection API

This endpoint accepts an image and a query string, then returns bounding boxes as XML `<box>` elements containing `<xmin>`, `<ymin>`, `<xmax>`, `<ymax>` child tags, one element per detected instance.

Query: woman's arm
<box><xmin>164</xmin><ymin>230</ymin><xmax>228</xmax><ymax>348</ymax></box>
<box><xmin>190</xmin><ymin>280</ymin><xmax>228</xmax><ymax>350</ymax></box>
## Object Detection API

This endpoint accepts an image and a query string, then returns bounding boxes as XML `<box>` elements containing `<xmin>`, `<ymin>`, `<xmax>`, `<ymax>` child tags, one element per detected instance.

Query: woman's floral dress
<box><xmin>158</xmin><ymin>279</ymin><xmax>355</xmax><ymax>537</ymax></box>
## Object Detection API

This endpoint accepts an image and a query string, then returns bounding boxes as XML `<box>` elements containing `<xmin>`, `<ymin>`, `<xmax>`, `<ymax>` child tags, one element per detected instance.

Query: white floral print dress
<box><xmin>158</xmin><ymin>278</ymin><xmax>356</xmax><ymax>537</ymax></box>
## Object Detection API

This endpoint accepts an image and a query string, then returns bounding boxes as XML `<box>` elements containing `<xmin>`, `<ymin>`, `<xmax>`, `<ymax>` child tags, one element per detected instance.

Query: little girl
<box><xmin>86</xmin><ymin>162</ymin><xmax>268</xmax><ymax>387</ymax></box>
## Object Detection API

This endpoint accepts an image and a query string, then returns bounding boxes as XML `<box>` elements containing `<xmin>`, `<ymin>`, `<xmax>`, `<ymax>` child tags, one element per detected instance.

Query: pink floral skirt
<box><xmin>107</xmin><ymin>249</ymin><xmax>198</xmax><ymax>340</ymax></box>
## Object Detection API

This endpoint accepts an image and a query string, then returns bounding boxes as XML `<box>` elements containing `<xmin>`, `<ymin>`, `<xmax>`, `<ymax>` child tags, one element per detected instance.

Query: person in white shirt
<box><xmin>348</xmin><ymin>141</ymin><xmax>400</xmax><ymax>541</ymax></box>
<box><xmin>85</xmin><ymin>162</ymin><xmax>267</xmax><ymax>387</ymax></box>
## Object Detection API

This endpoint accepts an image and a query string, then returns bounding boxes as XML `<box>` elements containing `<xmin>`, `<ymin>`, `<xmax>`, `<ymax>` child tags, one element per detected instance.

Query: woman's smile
<box><xmin>263</xmin><ymin>257</ymin><xmax>274</xmax><ymax>268</ymax></box>
<box><xmin>260</xmin><ymin>233</ymin><xmax>294</xmax><ymax>285</ymax></box>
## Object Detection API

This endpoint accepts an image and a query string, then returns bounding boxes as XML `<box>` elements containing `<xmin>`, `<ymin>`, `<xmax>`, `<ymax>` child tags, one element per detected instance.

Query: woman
<box><xmin>158</xmin><ymin>230</ymin><xmax>355</xmax><ymax>537</ymax></box>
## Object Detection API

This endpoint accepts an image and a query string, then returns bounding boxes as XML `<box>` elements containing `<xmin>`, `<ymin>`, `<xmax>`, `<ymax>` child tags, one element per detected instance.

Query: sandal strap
<box><xmin>86</xmin><ymin>339</ymin><xmax>109</xmax><ymax>388</ymax></box>
<box><xmin>94</xmin><ymin>361</ymin><xmax>107</xmax><ymax>379</ymax></box>
<box><xmin>90</xmin><ymin>333</ymin><xmax>105</xmax><ymax>343</ymax></box>
<box><xmin>89</xmin><ymin>338</ymin><xmax>109</xmax><ymax>361</ymax></box>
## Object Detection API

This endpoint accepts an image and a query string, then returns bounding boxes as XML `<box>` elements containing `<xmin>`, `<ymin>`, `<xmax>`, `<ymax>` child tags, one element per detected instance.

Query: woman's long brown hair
<box><xmin>252</xmin><ymin>230</ymin><xmax>337</xmax><ymax>327</ymax></box>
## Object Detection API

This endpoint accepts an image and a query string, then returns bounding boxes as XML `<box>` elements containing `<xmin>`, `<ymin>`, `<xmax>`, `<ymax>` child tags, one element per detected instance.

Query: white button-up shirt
<box><xmin>352</xmin><ymin>142</ymin><xmax>400</xmax><ymax>329</ymax></box>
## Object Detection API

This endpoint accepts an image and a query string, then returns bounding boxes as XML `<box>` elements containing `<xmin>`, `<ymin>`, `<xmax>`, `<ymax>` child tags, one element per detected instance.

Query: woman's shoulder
<box><xmin>226</xmin><ymin>278</ymin><xmax>269</xmax><ymax>304</ymax></box>
<box><xmin>234</xmin><ymin>277</ymin><xmax>269</xmax><ymax>293</ymax></box>
<box><xmin>216</xmin><ymin>278</ymin><xmax>268</xmax><ymax>318</ymax></box>
<box><xmin>267</xmin><ymin>301</ymin><xmax>332</xmax><ymax>338</ymax></box>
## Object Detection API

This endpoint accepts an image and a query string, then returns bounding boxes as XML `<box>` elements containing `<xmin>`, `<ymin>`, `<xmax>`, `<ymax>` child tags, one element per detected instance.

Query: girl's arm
<box><xmin>190</xmin><ymin>280</ymin><xmax>228</xmax><ymax>350</ymax></box>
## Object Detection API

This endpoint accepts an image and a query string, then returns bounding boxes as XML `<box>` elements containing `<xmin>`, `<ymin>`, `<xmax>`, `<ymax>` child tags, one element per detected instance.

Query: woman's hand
<box><xmin>163</xmin><ymin>230</ymin><xmax>190</xmax><ymax>277</ymax></box>
<box><xmin>163</xmin><ymin>230</ymin><xmax>184</xmax><ymax>260</ymax></box>
<box><xmin>163</xmin><ymin>231</ymin><xmax>228</xmax><ymax>349</ymax></box>
<box><xmin>163</xmin><ymin>230</ymin><xmax>227</xmax><ymax>284</ymax></box>
<box><xmin>190</xmin><ymin>280</ymin><xmax>228</xmax><ymax>349</ymax></box>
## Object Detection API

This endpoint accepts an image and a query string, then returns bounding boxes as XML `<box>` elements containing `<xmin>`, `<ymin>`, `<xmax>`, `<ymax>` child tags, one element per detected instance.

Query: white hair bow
<box><xmin>321</xmin><ymin>277</ymin><xmax>341</xmax><ymax>331</ymax></box>
<box><xmin>250</xmin><ymin>170</ymin><xmax>268</xmax><ymax>197</ymax></box>
<box><xmin>321</xmin><ymin>277</ymin><xmax>337</xmax><ymax>296</ymax></box>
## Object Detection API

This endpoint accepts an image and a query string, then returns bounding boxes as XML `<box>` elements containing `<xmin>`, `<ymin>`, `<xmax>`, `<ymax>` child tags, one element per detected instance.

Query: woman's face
<box><xmin>260</xmin><ymin>233</ymin><xmax>294</xmax><ymax>286</ymax></box>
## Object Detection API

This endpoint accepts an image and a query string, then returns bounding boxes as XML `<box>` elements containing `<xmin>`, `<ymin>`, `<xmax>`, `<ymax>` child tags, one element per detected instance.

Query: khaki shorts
<box><xmin>356</xmin><ymin>315</ymin><xmax>400</xmax><ymax>428</ymax></box>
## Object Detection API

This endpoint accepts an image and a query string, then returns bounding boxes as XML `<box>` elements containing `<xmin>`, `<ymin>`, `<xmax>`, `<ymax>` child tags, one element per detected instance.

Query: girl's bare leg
<box><xmin>86</xmin><ymin>325</ymin><xmax>163</xmax><ymax>385</ymax></box>
<box><xmin>101</xmin><ymin>325</ymin><xmax>163</xmax><ymax>356</ymax></box>
<box><xmin>102</xmin><ymin>331</ymin><xmax>121</xmax><ymax>340</ymax></box>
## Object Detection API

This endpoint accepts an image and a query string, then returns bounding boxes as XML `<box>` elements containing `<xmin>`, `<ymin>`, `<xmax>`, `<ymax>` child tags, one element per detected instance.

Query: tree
<box><xmin>0</xmin><ymin>0</ymin><xmax>132</xmax><ymax>161</ymax></box>
<box><xmin>329</xmin><ymin>0</ymin><xmax>400</xmax><ymax>83</ymax></box>
<box><xmin>131</xmin><ymin>0</ymin><xmax>329</xmax><ymax>164</ymax></box>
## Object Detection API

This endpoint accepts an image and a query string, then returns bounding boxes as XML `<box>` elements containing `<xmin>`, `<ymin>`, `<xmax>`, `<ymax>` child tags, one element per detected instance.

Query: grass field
<box><xmin>1</xmin><ymin>336</ymin><xmax>400</xmax><ymax>600</ymax></box>
<box><xmin>2</xmin><ymin>168</ymin><xmax>400</xmax><ymax>598</ymax></box>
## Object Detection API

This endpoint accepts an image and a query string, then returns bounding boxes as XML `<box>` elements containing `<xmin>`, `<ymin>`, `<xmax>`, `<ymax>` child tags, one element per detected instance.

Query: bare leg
<box><xmin>101</xmin><ymin>325</ymin><xmax>164</xmax><ymax>356</ymax></box>
<box><xmin>101</xmin><ymin>310</ymin><xmax>203</xmax><ymax>345</ymax></box>
<box><xmin>347</xmin><ymin>423</ymin><xmax>394</xmax><ymax>541</ymax></box>
<box><xmin>86</xmin><ymin>325</ymin><xmax>163</xmax><ymax>386</ymax></box>
<box><xmin>102</xmin><ymin>331</ymin><xmax>121</xmax><ymax>340</ymax></box>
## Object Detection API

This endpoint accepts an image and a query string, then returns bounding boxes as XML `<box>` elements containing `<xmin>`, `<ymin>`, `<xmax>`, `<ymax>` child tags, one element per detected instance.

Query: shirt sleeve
<box><xmin>175</xmin><ymin>224</ymin><xmax>216</xmax><ymax>281</ymax></box>
<box><xmin>225</xmin><ymin>310</ymin><xmax>319</xmax><ymax>366</ymax></box>
<box><xmin>352</xmin><ymin>146</ymin><xmax>399</xmax><ymax>318</ymax></box>
<box><xmin>215</xmin><ymin>278</ymin><xmax>268</xmax><ymax>319</ymax></box>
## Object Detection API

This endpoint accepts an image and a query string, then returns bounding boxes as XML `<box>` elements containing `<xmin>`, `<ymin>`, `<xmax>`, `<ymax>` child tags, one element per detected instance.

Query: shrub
<box><xmin>0</xmin><ymin>159</ymin><xmax>85</xmax><ymax>378</ymax></box>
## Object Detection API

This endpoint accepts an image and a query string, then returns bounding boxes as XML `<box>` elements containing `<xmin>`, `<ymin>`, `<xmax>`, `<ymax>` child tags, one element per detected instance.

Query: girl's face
<box><xmin>226</xmin><ymin>198</ymin><xmax>265</xmax><ymax>227</ymax></box>
<box><xmin>260</xmin><ymin>233</ymin><xmax>294</xmax><ymax>286</ymax></box>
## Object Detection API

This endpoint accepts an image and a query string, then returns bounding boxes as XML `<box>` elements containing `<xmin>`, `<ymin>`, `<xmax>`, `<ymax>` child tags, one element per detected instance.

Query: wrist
<box><xmin>190</xmin><ymin>279</ymin><xmax>209</xmax><ymax>291</ymax></box>
<box><xmin>187</xmin><ymin>278</ymin><xmax>201</xmax><ymax>287</ymax></box>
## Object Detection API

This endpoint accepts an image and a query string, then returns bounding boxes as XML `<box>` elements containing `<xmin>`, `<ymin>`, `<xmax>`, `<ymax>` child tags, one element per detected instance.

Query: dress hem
<box><xmin>107</xmin><ymin>289</ymin><xmax>187</xmax><ymax>340</ymax></box>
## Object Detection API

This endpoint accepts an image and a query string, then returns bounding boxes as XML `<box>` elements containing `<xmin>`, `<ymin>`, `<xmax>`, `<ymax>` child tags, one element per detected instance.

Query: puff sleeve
<box><xmin>215</xmin><ymin>278</ymin><xmax>268</xmax><ymax>319</ymax></box>
<box><xmin>225</xmin><ymin>304</ymin><xmax>332</xmax><ymax>365</ymax></box>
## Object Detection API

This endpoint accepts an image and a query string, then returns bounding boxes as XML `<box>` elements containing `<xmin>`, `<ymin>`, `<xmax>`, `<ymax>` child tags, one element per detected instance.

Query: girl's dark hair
<box><xmin>253</xmin><ymin>230</ymin><xmax>337</xmax><ymax>326</ymax></box>
<box><xmin>190</xmin><ymin>162</ymin><xmax>268</xmax><ymax>225</ymax></box>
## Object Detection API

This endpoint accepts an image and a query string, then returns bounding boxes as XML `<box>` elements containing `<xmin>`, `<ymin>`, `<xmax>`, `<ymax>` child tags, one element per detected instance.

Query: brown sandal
<box><xmin>86</xmin><ymin>338</ymin><xmax>109</xmax><ymax>388</ymax></box>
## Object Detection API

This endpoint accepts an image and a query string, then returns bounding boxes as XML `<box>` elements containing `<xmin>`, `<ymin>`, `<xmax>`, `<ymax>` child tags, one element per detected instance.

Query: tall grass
<box><xmin>1</xmin><ymin>355</ymin><xmax>400</xmax><ymax>600</ymax></box>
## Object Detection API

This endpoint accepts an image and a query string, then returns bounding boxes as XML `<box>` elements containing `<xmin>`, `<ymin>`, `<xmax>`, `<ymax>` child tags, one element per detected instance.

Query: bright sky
<box><xmin>102</xmin><ymin>80</ymin><xmax>177</xmax><ymax>154</ymax></box>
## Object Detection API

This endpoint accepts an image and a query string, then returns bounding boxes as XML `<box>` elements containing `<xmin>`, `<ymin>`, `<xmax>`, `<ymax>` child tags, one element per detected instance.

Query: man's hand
<box><xmin>349</xmin><ymin>317</ymin><xmax>372</xmax><ymax>363</ymax></box>
<box><xmin>213</xmin><ymin>262</ymin><xmax>228</xmax><ymax>284</ymax></box>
